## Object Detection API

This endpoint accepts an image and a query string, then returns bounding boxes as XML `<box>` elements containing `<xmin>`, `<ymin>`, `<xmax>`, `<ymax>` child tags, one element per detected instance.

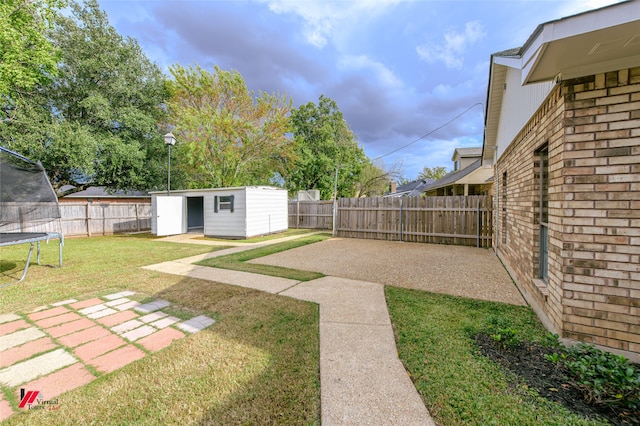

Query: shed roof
<box><xmin>149</xmin><ymin>186</ymin><xmax>285</xmax><ymax>195</ymax></box>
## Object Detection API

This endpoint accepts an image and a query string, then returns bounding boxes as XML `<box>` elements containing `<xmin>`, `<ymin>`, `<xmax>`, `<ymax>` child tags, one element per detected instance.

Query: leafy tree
<box><xmin>166</xmin><ymin>64</ymin><xmax>294</xmax><ymax>188</ymax></box>
<box><xmin>1</xmin><ymin>0</ymin><xmax>168</xmax><ymax>193</ymax></box>
<box><xmin>418</xmin><ymin>166</ymin><xmax>448</xmax><ymax>181</ymax></box>
<box><xmin>354</xmin><ymin>159</ymin><xmax>401</xmax><ymax>197</ymax></box>
<box><xmin>0</xmin><ymin>0</ymin><xmax>65</xmax><ymax>99</ymax></box>
<box><xmin>396</xmin><ymin>176</ymin><xmax>413</xmax><ymax>186</ymax></box>
<box><xmin>286</xmin><ymin>95</ymin><xmax>366</xmax><ymax>199</ymax></box>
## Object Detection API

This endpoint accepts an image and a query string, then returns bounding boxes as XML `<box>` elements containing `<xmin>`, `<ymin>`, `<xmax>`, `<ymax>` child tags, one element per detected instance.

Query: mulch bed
<box><xmin>474</xmin><ymin>333</ymin><xmax>640</xmax><ymax>426</ymax></box>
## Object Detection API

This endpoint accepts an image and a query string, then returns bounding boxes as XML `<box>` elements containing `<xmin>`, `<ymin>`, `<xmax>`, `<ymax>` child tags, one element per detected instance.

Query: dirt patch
<box><xmin>474</xmin><ymin>333</ymin><xmax>640</xmax><ymax>425</ymax></box>
<box><xmin>252</xmin><ymin>238</ymin><xmax>526</xmax><ymax>305</ymax></box>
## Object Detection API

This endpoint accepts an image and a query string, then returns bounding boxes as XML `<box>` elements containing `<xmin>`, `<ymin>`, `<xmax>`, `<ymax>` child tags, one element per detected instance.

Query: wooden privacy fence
<box><xmin>1</xmin><ymin>202</ymin><xmax>152</xmax><ymax>237</ymax></box>
<box><xmin>59</xmin><ymin>203</ymin><xmax>152</xmax><ymax>236</ymax></box>
<box><xmin>336</xmin><ymin>196</ymin><xmax>493</xmax><ymax>247</ymax></box>
<box><xmin>289</xmin><ymin>200</ymin><xmax>334</xmax><ymax>229</ymax></box>
<box><xmin>288</xmin><ymin>196</ymin><xmax>493</xmax><ymax>248</ymax></box>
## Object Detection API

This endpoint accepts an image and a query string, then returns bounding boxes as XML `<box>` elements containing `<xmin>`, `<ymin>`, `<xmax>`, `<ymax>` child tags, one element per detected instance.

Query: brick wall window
<box><xmin>536</xmin><ymin>145</ymin><xmax>549</xmax><ymax>282</ymax></box>
<box><xmin>501</xmin><ymin>172</ymin><xmax>507</xmax><ymax>244</ymax></box>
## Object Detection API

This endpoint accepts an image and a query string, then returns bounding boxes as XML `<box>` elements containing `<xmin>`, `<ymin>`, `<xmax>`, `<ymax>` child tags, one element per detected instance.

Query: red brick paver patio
<box><xmin>0</xmin><ymin>292</ymin><xmax>215</xmax><ymax>421</ymax></box>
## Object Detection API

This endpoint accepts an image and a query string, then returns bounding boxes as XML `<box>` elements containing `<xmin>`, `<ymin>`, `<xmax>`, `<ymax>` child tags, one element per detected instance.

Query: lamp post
<box><xmin>163</xmin><ymin>132</ymin><xmax>176</xmax><ymax>194</ymax></box>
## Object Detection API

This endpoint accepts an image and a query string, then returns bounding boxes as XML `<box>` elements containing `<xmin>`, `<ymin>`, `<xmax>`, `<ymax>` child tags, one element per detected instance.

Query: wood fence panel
<box><xmin>332</xmin><ymin>195</ymin><xmax>493</xmax><ymax>248</ymax></box>
<box><xmin>288</xmin><ymin>200</ymin><xmax>333</xmax><ymax>229</ymax></box>
<box><xmin>0</xmin><ymin>202</ymin><xmax>151</xmax><ymax>237</ymax></box>
<box><xmin>58</xmin><ymin>202</ymin><xmax>151</xmax><ymax>236</ymax></box>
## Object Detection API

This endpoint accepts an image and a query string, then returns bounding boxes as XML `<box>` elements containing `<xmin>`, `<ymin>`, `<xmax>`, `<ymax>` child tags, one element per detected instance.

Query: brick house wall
<box><xmin>495</xmin><ymin>66</ymin><xmax>640</xmax><ymax>357</ymax></box>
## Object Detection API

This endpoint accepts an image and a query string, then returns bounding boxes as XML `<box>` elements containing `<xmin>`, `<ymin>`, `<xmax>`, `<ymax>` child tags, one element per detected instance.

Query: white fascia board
<box><xmin>550</xmin><ymin>4</ymin><xmax>636</xmax><ymax>40</ymax></box>
<box><xmin>493</xmin><ymin>55</ymin><xmax>521</xmax><ymax>68</ymax></box>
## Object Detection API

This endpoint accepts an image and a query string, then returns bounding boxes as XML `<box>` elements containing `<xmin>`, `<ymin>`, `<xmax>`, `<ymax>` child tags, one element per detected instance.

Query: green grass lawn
<box><xmin>0</xmin><ymin>235</ymin><xmax>220</xmax><ymax>312</ymax></box>
<box><xmin>195</xmin><ymin>232</ymin><xmax>330</xmax><ymax>281</ymax></box>
<box><xmin>386</xmin><ymin>287</ymin><xmax>607</xmax><ymax>426</ymax></box>
<box><xmin>0</xmin><ymin>236</ymin><xmax>320</xmax><ymax>425</ymax></box>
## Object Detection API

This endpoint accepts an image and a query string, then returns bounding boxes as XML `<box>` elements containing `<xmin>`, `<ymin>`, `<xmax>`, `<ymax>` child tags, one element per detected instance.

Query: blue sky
<box><xmin>99</xmin><ymin>0</ymin><xmax>624</xmax><ymax>180</ymax></box>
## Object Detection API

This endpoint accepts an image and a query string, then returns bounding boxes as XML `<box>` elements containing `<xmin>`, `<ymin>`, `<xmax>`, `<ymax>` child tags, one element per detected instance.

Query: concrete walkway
<box><xmin>145</xmin><ymin>233</ymin><xmax>435</xmax><ymax>425</ymax></box>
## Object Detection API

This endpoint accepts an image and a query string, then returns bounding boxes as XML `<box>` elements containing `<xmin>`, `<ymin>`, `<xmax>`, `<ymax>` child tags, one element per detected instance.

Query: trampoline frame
<box><xmin>0</xmin><ymin>232</ymin><xmax>64</xmax><ymax>285</ymax></box>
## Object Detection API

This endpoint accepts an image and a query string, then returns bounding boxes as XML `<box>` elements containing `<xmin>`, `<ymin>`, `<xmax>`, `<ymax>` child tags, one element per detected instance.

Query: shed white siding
<box><xmin>245</xmin><ymin>187</ymin><xmax>288</xmax><ymax>237</ymax></box>
<box><xmin>204</xmin><ymin>188</ymin><xmax>247</xmax><ymax>238</ymax></box>
<box><xmin>151</xmin><ymin>200</ymin><xmax>157</xmax><ymax>235</ymax></box>
<box><xmin>496</xmin><ymin>67</ymin><xmax>555</xmax><ymax>160</ymax></box>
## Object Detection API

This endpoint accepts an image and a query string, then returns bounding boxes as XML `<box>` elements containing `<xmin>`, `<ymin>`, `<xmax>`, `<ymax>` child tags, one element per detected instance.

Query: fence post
<box><xmin>399</xmin><ymin>198</ymin><xmax>403</xmax><ymax>242</ymax></box>
<box><xmin>86</xmin><ymin>203</ymin><xmax>91</xmax><ymax>237</ymax></box>
<box><xmin>135</xmin><ymin>203</ymin><xmax>141</xmax><ymax>232</ymax></box>
<box><xmin>296</xmin><ymin>200</ymin><xmax>300</xmax><ymax>229</ymax></box>
<box><xmin>102</xmin><ymin>204</ymin><xmax>107</xmax><ymax>236</ymax></box>
<box><xmin>477</xmin><ymin>198</ymin><xmax>481</xmax><ymax>248</ymax></box>
<box><xmin>332</xmin><ymin>198</ymin><xmax>337</xmax><ymax>237</ymax></box>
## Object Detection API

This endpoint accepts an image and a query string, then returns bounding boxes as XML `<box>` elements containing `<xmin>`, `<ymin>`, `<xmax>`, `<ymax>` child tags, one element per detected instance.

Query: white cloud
<box><xmin>260</xmin><ymin>0</ymin><xmax>404</xmax><ymax>48</ymax></box>
<box><xmin>416</xmin><ymin>21</ymin><xmax>486</xmax><ymax>69</ymax></box>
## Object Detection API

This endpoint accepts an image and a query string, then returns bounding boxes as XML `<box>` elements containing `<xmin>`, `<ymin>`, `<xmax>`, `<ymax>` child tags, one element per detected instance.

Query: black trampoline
<box><xmin>0</xmin><ymin>147</ymin><xmax>64</xmax><ymax>285</ymax></box>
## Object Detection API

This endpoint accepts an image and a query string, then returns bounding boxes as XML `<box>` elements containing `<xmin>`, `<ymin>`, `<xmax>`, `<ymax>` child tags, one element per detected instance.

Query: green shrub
<box><xmin>541</xmin><ymin>332</ymin><xmax>562</xmax><ymax>348</ymax></box>
<box><xmin>542</xmin><ymin>333</ymin><xmax>566</xmax><ymax>363</ymax></box>
<box><xmin>565</xmin><ymin>343</ymin><xmax>640</xmax><ymax>410</ymax></box>
<box><xmin>544</xmin><ymin>351</ymin><xmax>566</xmax><ymax>364</ymax></box>
<box><xmin>485</xmin><ymin>317</ymin><xmax>521</xmax><ymax>350</ymax></box>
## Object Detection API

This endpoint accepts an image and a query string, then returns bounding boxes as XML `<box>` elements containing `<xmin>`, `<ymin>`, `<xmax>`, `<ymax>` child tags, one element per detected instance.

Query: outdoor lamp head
<box><xmin>163</xmin><ymin>132</ymin><xmax>176</xmax><ymax>146</ymax></box>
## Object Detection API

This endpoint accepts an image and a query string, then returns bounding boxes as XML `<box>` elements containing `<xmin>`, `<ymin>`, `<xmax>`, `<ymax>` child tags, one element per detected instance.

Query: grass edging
<box><xmin>195</xmin><ymin>233</ymin><xmax>330</xmax><ymax>281</ymax></box>
<box><xmin>195</xmin><ymin>228</ymin><xmax>315</xmax><ymax>243</ymax></box>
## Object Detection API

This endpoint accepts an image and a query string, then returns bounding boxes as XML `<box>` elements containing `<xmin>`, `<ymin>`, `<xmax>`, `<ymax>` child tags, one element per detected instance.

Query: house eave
<box><xmin>521</xmin><ymin>1</ymin><xmax>640</xmax><ymax>85</ymax></box>
<box><xmin>483</xmin><ymin>0</ymin><xmax>640</xmax><ymax>165</ymax></box>
<box><xmin>456</xmin><ymin>166</ymin><xmax>494</xmax><ymax>185</ymax></box>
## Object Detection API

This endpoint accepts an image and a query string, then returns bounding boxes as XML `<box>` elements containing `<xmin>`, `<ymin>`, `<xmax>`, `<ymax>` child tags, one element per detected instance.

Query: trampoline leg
<box><xmin>37</xmin><ymin>241</ymin><xmax>41</xmax><ymax>265</ymax></box>
<box><xmin>58</xmin><ymin>238</ymin><xmax>63</xmax><ymax>267</ymax></box>
<box><xmin>18</xmin><ymin>243</ymin><xmax>35</xmax><ymax>283</ymax></box>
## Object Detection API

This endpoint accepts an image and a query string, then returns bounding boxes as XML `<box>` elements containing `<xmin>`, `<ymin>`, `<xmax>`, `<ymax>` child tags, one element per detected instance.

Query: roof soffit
<box><xmin>521</xmin><ymin>2</ymin><xmax>640</xmax><ymax>84</ymax></box>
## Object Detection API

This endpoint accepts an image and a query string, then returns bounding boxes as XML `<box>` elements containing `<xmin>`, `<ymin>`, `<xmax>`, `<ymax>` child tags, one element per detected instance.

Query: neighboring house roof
<box><xmin>385</xmin><ymin>178</ymin><xmax>434</xmax><ymax>197</ymax></box>
<box><xmin>452</xmin><ymin>147</ymin><xmax>482</xmax><ymax>160</ymax></box>
<box><xmin>419</xmin><ymin>159</ymin><xmax>492</xmax><ymax>193</ymax></box>
<box><xmin>483</xmin><ymin>0</ymin><xmax>640</xmax><ymax>164</ymax></box>
<box><xmin>422</xmin><ymin>160</ymin><xmax>480</xmax><ymax>191</ymax></box>
<box><xmin>60</xmin><ymin>186</ymin><xmax>150</xmax><ymax>199</ymax></box>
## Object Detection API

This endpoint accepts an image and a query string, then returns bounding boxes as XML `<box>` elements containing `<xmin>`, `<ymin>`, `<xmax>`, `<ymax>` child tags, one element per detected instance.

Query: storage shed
<box><xmin>150</xmin><ymin>186</ymin><xmax>288</xmax><ymax>238</ymax></box>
